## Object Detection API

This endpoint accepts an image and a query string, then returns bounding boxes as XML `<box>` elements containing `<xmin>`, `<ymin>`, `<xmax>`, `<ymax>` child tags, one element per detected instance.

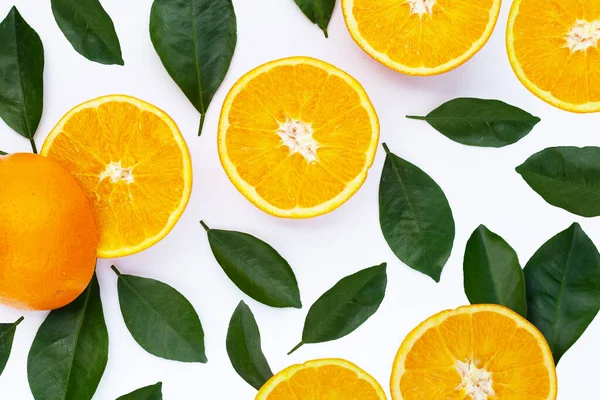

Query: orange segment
<box><xmin>390</xmin><ymin>305</ymin><xmax>557</xmax><ymax>400</ymax></box>
<box><xmin>218</xmin><ymin>57</ymin><xmax>379</xmax><ymax>218</ymax></box>
<box><xmin>342</xmin><ymin>0</ymin><xmax>502</xmax><ymax>75</ymax></box>
<box><xmin>41</xmin><ymin>95</ymin><xmax>192</xmax><ymax>258</ymax></box>
<box><xmin>256</xmin><ymin>359</ymin><xmax>386</xmax><ymax>400</ymax></box>
<box><xmin>507</xmin><ymin>0</ymin><xmax>600</xmax><ymax>112</ymax></box>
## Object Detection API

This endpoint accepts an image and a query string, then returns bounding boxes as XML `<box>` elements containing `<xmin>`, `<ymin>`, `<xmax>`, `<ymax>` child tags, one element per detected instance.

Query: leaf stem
<box><xmin>30</xmin><ymin>138</ymin><xmax>38</xmax><ymax>154</ymax></box>
<box><xmin>198</xmin><ymin>113</ymin><xmax>206</xmax><ymax>136</ymax></box>
<box><xmin>110</xmin><ymin>265</ymin><xmax>122</xmax><ymax>276</ymax></box>
<box><xmin>406</xmin><ymin>115</ymin><xmax>427</xmax><ymax>120</ymax></box>
<box><xmin>199</xmin><ymin>220</ymin><xmax>210</xmax><ymax>232</ymax></box>
<box><xmin>14</xmin><ymin>316</ymin><xmax>24</xmax><ymax>326</ymax></box>
<box><xmin>382</xmin><ymin>142</ymin><xmax>391</xmax><ymax>155</ymax></box>
<box><xmin>287</xmin><ymin>341</ymin><xmax>304</xmax><ymax>355</ymax></box>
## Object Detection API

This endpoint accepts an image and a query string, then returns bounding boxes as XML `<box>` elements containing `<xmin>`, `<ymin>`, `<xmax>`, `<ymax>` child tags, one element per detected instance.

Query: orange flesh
<box><xmin>221</xmin><ymin>59</ymin><xmax>377</xmax><ymax>215</ymax></box>
<box><xmin>394</xmin><ymin>306</ymin><xmax>556</xmax><ymax>400</ymax></box>
<box><xmin>42</xmin><ymin>96</ymin><xmax>191</xmax><ymax>257</ymax></box>
<box><xmin>348</xmin><ymin>0</ymin><xmax>497</xmax><ymax>69</ymax></box>
<box><xmin>510</xmin><ymin>0</ymin><xmax>600</xmax><ymax>105</ymax></box>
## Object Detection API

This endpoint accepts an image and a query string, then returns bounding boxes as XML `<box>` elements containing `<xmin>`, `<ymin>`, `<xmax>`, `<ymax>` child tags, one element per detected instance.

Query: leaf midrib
<box><xmin>477</xmin><ymin>229</ymin><xmax>504</xmax><ymax>306</ymax></box>
<box><xmin>426</xmin><ymin>116</ymin><xmax>538</xmax><ymax>123</ymax></box>
<box><xmin>236</xmin><ymin>310</ymin><xmax>271</xmax><ymax>384</ymax></box>
<box><xmin>10</xmin><ymin>12</ymin><xmax>33</xmax><ymax>137</ymax></box>
<box><xmin>188</xmin><ymin>0</ymin><xmax>205</xmax><ymax>114</ymax></box>
<box><xmin>519</xmin><ymin>168</ymin><xmax>600</xmax><ymax>201</ymax></box>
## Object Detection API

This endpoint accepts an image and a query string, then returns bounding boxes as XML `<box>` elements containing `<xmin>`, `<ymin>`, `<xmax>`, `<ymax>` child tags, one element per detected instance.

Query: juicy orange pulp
<box><xmin>343</xmin><ymin>0</ymin><xmax>502</xmax><ymax>75</ymax></box>
<box><xmin>391</xmin><ymin>305</ymin><xmax>557</xmax><ymax>400</ymax></box>
<box><xmin>256</xmin><ymin>359</ymin><xmax>387</xmax><ymax>400</ymax></box>
<box><xmin>507</xmin><ymin>0</ymin><xmax>600</xmax><ymax>112</ymax></box>
<box><xmin>219</xmin><ymin>57</ymin><xmax>379</xmax><ymax>218</ymax></box>
<box><xmin>41</xmin><ymin>95</ymin><xmax>192</xmax><ymax>258</ymax></box>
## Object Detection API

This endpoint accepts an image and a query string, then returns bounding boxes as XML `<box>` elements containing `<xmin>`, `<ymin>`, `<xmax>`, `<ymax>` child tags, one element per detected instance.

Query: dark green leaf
<box><xmin>407</xmin><ymin>98</ymin><xmax>539</xmax><ymax>147</ymax></box>
<box><xmin>0</xmin><ymin>150</ymin><xmax>6</xmax><ymax>155</ymax></box>
<box><xmin>524</xmin><ymin>223</ymin><xmax>600</xmax><ymax>364</ymax></box>
<box><xmin>0</xmin><ymin>316</ymin><xmax>23</xmax><ymax>377</ymax></box>
<box><xmin>51</xmin><ymin>0</ymin><xmax>123</xmax><ymax>65</ymax></box>
<box><xmin>289</xmin><ymin>263</ymin><xmax>387</xmax><ymax>354</ymax></box>
<box><xmin>226</xmin><ymin>301</ymin><xmax>273</xmax><ymax>390</ymax></box>
<box><xmin>112</xmin><ymin>266</ymin><xmax>206</xmax><ymax>363</ymax></box>
<box><xmin>293</xmin><ymin>0</ymin><xmax>336</xmax><ymax>38</ymax></box>
<box><xmin>517</xmin><ymin>146</ymin><xmax>600</xmax><ymax>217</ymax></box>
<box><xmin>202</xmin><ymin>221</ymin><xmax>302</xmax><ymax>309</ymax></box>
<box><xmin>379</xmin><ymin>143</ymin><xmax>455</xmax><ymax>282</ymax></box>
<box><xmin>28</xmin><ymin>274</ymin><xmax>108</xmax><ymax>400</ymax></box>
<box><xmin>150</xmin><ymin>0</ymin><xmax>237</xmax><ymax>135</ymax></box>
<box><xmin>0</xmin><ymin>7</ymin><xmax>44</xmax><ymax>140</ymax></box>
<box><xmin>463</xmin><ymin>225</ymin><xmax>527</xmax><ymax>317</ymax></box>
<box><xmin>116</xmin><ymin>382</ymin><xmax>162</xmax><ymax>400</ymax></box>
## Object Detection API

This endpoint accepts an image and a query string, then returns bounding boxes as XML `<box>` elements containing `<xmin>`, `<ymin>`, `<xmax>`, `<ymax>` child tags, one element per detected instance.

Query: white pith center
<box><xmin>277</xmin><ymin>117</ymin><xmax>319</xmax><ymax>163</ymax></box>
<box><xmin>408</xmin><ymin>0</ymin><xmax>436</xmax><ymax>16</ymax></box>
<box><xmin>565</xmin><ymin>19</ymin><xmax>600</xmax><ymax>52</ymax></box>
<box><xmin>99</xmin><ymin>161</ymin><xmax>134</xmax><ymax>184</ymax></box>
<box><xmin>456</xmin><ymin>360</ymin><xmax>494</xmax><ymax>400</ymax></box>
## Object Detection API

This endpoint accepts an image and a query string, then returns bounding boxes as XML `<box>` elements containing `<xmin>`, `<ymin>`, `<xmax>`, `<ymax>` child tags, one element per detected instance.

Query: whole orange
<box><xmin>0</xmin><ymin>153</ymin><xmax>98</xmax><ymax>310</ymax></box>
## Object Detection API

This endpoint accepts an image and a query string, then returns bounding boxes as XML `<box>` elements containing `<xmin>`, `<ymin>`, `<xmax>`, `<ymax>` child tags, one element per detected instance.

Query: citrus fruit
<box><xmin>507</xmin><ymin>0</ymin><xmax>600</xmax><ymax>112</ymax></box>
<box><xmin>0</xmin><ymin>153</ymin><xmax>98</xmax><ymax>310</ymax></box>
<box><xmin>342</xmin><ymin>0</ymin><xmax>502</xmax><ymax>75</ymax></box>
<box><xmin>391</xmin><ymin>304</ymin><xmax>557</xmax><ymax>400</ymax></box>
<box><xmin>218</xmin><ymin>57</ymin><xmax>379</xmax><ymax>218</ymax></box>
<box><xmin>256</xmin><ymin>358</ymin><xmax>387</xmax><ymax>399</ymax></box>
<box><xmin>41</xmin><ymin>95</ymin><xmax>192</xmax><ymax>258</ymax></box>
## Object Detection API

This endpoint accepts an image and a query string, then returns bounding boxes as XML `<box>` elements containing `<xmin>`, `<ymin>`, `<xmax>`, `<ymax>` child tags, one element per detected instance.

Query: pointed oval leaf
<box><xmin>289</xmin><ymin>263</ymin><xmax>387</xmax><ymax>354</ymax></box>
<box><xmin>293</xmin><ymin>0</ymin><xmax>336</xmax><ymax>38</ymax></box>
<box><xmin>0</xmin><ymin>7</ymin><xmax>44</xmax><ymax>139</ymax></box>
<box><xmin>226</xmin><ymin>301</ymin><xmax>273</xmax><ymax>390</ymax></box>
<box><xmin>117</xmin><ymin>382</ymin><xmax>162</xmax><ymax>400</ymax></box>
<box><xmin>517</xmin><ymin>146</ymin><xmax>600</xmax><ymax>217</ymax></box>
<box><xmin>27</xmin><ymin>274</ymin><xmax>108</xmax><ymax>400</ymax></box>
<box><xmin>524</xmin><ymin>223</ymin><xmax>600</xmax><ymax>364</ymax></box>
<box><xmin>379</xmin><ymin>144</ymin><xmax>455</xmax><ymax>282</ymax></box>
<box><xmin>0</xmin><ymin>316</ymin><xmax>23</xmax><ymax>377</ymax></box>
<box><xmin>463</xmin><ymin>225</ymin><xmax>527</xmax><ymax>317</ymax></box>
<box><xmin>113</xmin><ymin>267</ymin><xmax>206</xmax><ymax>363</ymax></box>
<box><xmin>202</xmin><ymin>223</ymin><xmax>302</xmax><ymax>309</ymax></box>
<box><xmin>150</xmin><ymin>0</ymin><xmax>237</xmax><ymax>135</ymax></box>
<box><xmin>407</xmin><ymin>98</ymin><xmax>540</xmax><ymax>147</ymax></box>
<box><xmin>51</xmin><ymin>0</ymin><xmax>124</xmax><ymax>65</ymax></box>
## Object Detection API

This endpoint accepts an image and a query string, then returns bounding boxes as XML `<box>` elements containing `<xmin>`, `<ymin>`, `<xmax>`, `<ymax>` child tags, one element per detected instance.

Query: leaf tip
<box><xmin>322</xmin><ymin>28</ymin><xmax>329</xmax><ymax>38</ymax></box>
<box><xmin>198</xmin><ymin>113</ymin><xmax>206</xmax><ymax>136</ymax></box>
<box><xmin>287</xmin><ymin>342</ymin><xmax>303</xmax><ymax>355</ymax></box>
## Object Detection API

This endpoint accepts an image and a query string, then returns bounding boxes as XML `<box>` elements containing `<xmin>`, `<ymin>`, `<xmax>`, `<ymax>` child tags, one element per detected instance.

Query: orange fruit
<box><xmin>41</xmin><ymin>95</ymin><xmax>192</xmax><ymax>258</ymax></box>
<box><xmin>507</xmin><ymin>0</ymin><xmax>600</xmax><ymax>112</ymax></box>
<box><xmin>390</xmin><ymin>304</ymin><xmax>557</xmax><ymax>400</ymax></box>
<box><xmin>0</xmin><ymin>153</ymin><xmax>98</xmax><ymax>310</ymax></box>
<box><xmin>218</xmin><ymin>57</ymin><xmax>379</xmax><ymax>218</ymax></box>
<box><xmin>342</xmin><ymin>0</ymin><xmax>502</xmax><ymax>75</ymax></box>
<box><xmin>256</xmin><ymin>358</ymin><xmax>387</xmax><ymax>399</ymax></box>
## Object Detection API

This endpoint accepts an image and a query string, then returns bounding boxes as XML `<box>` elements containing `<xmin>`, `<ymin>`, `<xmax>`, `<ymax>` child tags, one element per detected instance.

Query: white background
<box><xmin>1</xmin><ymin>0</ymin><xmax>599</xmax><ymax>399</ymax></box>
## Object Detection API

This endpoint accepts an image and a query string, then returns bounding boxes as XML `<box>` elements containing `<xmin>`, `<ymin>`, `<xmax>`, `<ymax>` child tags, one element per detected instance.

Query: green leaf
<box><xmin>201</xmin><ymin>221</ymin><xmax>302</xmax><ymax>309</ymax></box>
<box><xmin>463</xmin><ymin>225</ymin><xmax>527</xmax><ymax>317</ymax></box>
<box><xmin>293</xmin><ymin>0</ymin><xmax>336</xmax><ymax>38</ymax></box>
<box><xmin>116</xmin><ymin>382</ymin><xmax>163</xmax><ymax>400</ymax></box>
<box><xmin>524</xmin><ymin>223</ymin><xmax>600</xmax><ymax>364</ymax></box>
<box><xmin>517</xmin><ymin>146</ymin><xmax>600</xmax><ymax>217</ymax></box>
<box><xmin>289</xmin><ymin>263</ymin><xmax>387</xmax><ymax>354</ymax></box>
<box><xmin>0</xmin><ymin>7</ymin><xmax>44</xmax><ymax>145</ymax></box>
<box><xmin>379</xmin><ymin>143</ymin><xmax>455</xmax><ymax>282</ymax></box>
<box><xmin>51</xmin><ymin>0</ymin><xmax>124</xmax><ymax>65</ymax></box>
<box><xmin>226</xmin><ymin>301</ymin><xmax>273</xmax><ymax>390</ymax></box>
<box><xmin>0</xmin><ymin>316</ymin><xmax>24</xmax><ymax>377</ymax></box>
<box><xmin>407</xmin><ymin>98</ymin><xmax>540</xmax><ymax>147</ymax></box>
<box><xmin>112</xmin><ymin>266</ymin><xmax>207</xmax><ymax>363</ymax></box>
<box><xmin>150</xmin><ymin>0</ymin><xmax>237</xmax><ymax>136</ymax></box>
<box><xmin>28</xmin><ymin>274</ymin><xmax>108</xmax><ymax>400</ymax></box>
<box><xmin>0</xmin><ymin>150</ymin><xmax>7</xmax><ymax>155</ymax></box>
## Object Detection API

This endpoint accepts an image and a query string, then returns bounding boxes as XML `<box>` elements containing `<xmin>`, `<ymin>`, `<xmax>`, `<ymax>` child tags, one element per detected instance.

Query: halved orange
<box><xmin>218</xmin><ymin>57</ymin><xmax>379</xmax><ymax>218</ymax></box>
<box><xmin>391</xmin><ymin>305</ymin><xmax>557</xmax><ymax>400</ymax></box>
<box><xmin>41</xmin><ymin>95</ymin><xmax>192</xmax><ymax>258</ymax></box>
<box><xmin>507</xmin><ymin>0</ymin><xmax>600</xmax><ymax>112</ymax></box>
<box><xmin>256</xmin><ymin>358</ymin><xmax>387</xmax><ymax>400</ymax></box>
<box><xmin>342</xmin><ymin>0</ymin><xmax>502</xmax><ymax>75</ymax></box>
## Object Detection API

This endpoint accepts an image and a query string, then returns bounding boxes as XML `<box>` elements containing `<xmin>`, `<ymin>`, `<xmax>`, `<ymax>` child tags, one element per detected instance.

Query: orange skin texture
<box><xmin>0</xmin><ymin>153</ymin><xmax>98</xmax><ymax>310</ymax></box>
